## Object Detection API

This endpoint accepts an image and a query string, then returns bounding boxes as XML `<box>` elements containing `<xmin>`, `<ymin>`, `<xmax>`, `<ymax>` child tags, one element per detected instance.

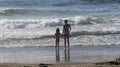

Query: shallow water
<box><xmin>0</xmin><ymin>46</ymin><xmax>119</xmax><ymax>64</ymax></box>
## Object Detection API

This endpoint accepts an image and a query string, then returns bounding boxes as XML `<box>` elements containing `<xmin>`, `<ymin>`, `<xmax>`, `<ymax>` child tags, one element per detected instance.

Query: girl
<box><xmin>55</xmin><ymin>28</ymin><xmax>61</xmax><ymax>61</ymax></box>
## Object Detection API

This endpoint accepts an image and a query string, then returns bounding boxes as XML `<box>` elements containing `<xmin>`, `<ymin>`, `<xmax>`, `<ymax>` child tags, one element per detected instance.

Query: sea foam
<box><xmin>0</xmin><ymin>16</ymin><xmax>100</xmax><ymax>29</ymax></box>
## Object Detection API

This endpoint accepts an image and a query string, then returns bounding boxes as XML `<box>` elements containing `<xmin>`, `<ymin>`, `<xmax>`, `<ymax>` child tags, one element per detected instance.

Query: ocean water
<box><xmin>0</xmin><ymin>0</ymin><xmax>120</xmax><ymax>63</ymax></box>
<box><xmin>1</xmin><ymin>0</ymin><xmax>120</xmax><ymax>47</ymax></box>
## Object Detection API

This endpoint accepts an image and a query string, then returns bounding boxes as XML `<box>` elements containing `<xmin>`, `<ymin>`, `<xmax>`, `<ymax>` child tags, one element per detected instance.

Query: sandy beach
<box><xmin>0</xmin><ymin>58</ymin><xmax>120</xmax><ymax>67</ymax></box>
<box><xmin>0</xmin><ymin>62</ymin><xmax>119</xmax><ymax>67</ymax></box>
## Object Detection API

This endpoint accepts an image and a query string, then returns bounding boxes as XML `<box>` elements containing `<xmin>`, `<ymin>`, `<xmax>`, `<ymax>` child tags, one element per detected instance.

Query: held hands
<box><xmin>61</xmin><ymin>32</ymin><xmax>64</xmax><ymax>36</ymax></box>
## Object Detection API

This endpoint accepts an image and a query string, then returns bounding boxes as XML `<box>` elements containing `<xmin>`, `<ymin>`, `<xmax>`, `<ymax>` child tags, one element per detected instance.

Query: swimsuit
<box><xmin>55</xmin><ymin>33</ymin><xmax>60</xmax><ymax>41</ymax></box>
<box><xmin>63</xmin><ymin>24</ymin><xmax>70</xmax><ymax>37</ymax></box>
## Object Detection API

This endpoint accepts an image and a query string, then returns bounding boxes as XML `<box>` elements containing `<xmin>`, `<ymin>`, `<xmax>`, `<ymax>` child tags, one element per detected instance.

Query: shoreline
<box><xmin>0</xmin><ymin>58</ymin><xmax>120</xmax><ymax>67</ymax></box>
<box><xmin>0</xmin><ymin>46</ymin><xmax>119</xmax><ymax>64</ymax></box>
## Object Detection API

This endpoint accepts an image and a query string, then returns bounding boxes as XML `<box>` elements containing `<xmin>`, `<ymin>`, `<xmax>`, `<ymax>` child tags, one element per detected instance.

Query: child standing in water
<box><xmin>55</xmin><ymin>28</ymin><xmax>61</xmax><ymax>61</ymax></box>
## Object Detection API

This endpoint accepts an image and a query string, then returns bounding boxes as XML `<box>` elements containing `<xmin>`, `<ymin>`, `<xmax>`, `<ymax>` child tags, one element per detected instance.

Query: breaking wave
<box><xmin>0</xmin><ymin>16</ymin><xmax>100</xmax><ymax>29</ymax></box>
<box><xmin>0</xmin><ymin>15</ymin><xmax>119</xmax><ymax>29</ymax></box>
<box><xmin>1</xmin><ymin>30</ymin><xmax>120</xmax><ymax>48</ymax></box>
<box><xmin>1</xmin><ymin>30</ymin><xmax>120</xmax><ymax>41</ymax></box>
<box><xmin>72</xmin><ymin>31</ymin><xmax>120</xmax><ymax>36</ymax></box>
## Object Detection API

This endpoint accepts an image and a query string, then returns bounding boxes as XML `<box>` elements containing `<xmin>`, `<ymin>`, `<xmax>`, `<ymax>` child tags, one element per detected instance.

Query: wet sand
<box><xmin>0</xmin><ymin>58</ymin><xmax>120</xmax><ymax>67</ymax></box>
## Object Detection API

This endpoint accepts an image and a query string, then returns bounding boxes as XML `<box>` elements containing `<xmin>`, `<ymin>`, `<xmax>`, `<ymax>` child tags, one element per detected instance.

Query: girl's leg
<box><xmin>58</xmin><ymin>41</ymin><xmax>60</xmax><ymax>61</ymax></box>
<box><xmin>55</xmin><ymin>41</ymin><xmax>58</xmax><ymax>61</ymax></box>
<box><xmin>56</xmin><ymin>41</ymin><xmax>60</xmax><ymax>61</ymax></box>
<box><xmin>67</xmin><ymin>36</ymin><xmax>70</xmax><ymax>61</ymax></box>
<box><xmin>64</xmin><ymin>36</ymin><xmax>67</xmax><ymax>61</ymax></box>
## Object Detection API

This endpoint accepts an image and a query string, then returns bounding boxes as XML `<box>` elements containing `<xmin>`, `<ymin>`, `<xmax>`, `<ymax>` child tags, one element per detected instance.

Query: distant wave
<box><xmin>51</xmin><ymin>0</ymin><xmax>120</xmax><ymax>7</ymax></box>
<box><xmin>0</xmin><ymin>0</ymin><xmax>120</xmax><ymax>8</ymax></box>
<box><xmin>81</xmin><ymin>0</ymin><xmax>120</xmax><ymax>4</ymax></box>
<box><xmin>0</xmin><ymin>15</ymin><xmax>118</xmax><ymax>29</ymax></box>
<box><xmin>51</xmin><ymin>0</ymin><xmax>82</xmax><ymax>6</ymax></box>
<box><xmin>0</xmin><ymin>0</ymin><xmax>47</xmax><ymax>7</ymax></box>
<box><xmin>0</xmin><ymin>8</ymin><xmax>73</xmax><ymax>15</ymax></box>
<box><xmin>0</xmin><ymin>8</ymin><xmax>80</xmax><ymax>16</ymax></box>
<box><xmin>0</xmin><ymin>8</ymin><xmax>41</xmax><ymax>15</ymax></box>
<box><xmin>0</xmin><ymin>16</ymin><xmax>99</xmax><ymax>29</ymax></box>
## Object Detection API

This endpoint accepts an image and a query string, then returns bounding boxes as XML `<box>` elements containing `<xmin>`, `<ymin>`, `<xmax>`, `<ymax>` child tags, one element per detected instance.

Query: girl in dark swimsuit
<box><xmin>55</xmin><ymin>28</ymin><xmax>61</xmax><ymax>61</ymax></box>
<box><xmin>63</xmin><ymin>19</ymin><xmax>71</xmax><ymax>61</ymax></box>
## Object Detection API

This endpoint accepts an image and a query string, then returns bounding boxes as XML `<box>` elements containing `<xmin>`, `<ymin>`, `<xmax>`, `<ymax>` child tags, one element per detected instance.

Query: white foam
<box><xmin>0</xmin><ymin>16</ymin><xmax>120</xmax><ymax>48</ymax></box>
<box><xmin>0</xmin><ymin>16</ymin><xmax>94</xmax><ymax>29</ymax></box>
